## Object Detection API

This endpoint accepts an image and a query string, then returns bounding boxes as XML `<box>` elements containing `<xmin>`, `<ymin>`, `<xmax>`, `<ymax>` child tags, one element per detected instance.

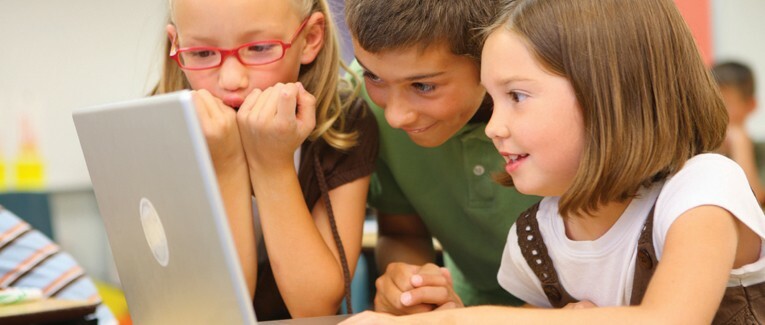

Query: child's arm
<box><xmin>375</xmin><ymin>212</ymin><xmax>436</xmax><ymax>270</ymax></box>
<box><xmin>192</xmin><ymin>90</ymin><xmax>257</xmax><ymax>297</ymax></box>
<box><xmin>253</xmin><ymin>167</ymin><xmax>368</xmax><ymax>317</ymax></box>
<box><xmin>342</xmin><ymin>205</ymin><xmax>741</xmax><ymax>324</ymax></box>
<box><xmin>237</xmin><ymin>83</ymin><xmax>367</xmax><ymax>317</ymax></box>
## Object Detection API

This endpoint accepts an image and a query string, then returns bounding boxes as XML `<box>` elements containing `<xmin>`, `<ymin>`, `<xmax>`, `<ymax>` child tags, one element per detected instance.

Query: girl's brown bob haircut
<box><xmin>488</xmin><ymin>0</ymin><xmax>728</xmax><ymax>216</ymax></box>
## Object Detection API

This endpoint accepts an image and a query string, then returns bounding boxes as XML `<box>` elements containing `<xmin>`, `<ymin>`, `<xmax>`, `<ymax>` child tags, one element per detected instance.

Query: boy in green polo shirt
<box><xmin>344</xmin><ymin>0</ymin><xmax>540</xmax><ymax>314</ymax></box>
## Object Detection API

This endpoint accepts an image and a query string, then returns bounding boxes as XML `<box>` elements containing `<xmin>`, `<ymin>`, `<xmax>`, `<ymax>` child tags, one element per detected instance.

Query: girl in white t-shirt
<box><xmin>341</xmin><ymin>0</ymin><xmax>765</xmax><ymax>324</ymax></box>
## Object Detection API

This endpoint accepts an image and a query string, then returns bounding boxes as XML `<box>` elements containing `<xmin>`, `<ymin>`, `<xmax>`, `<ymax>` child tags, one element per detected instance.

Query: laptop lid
<box><xmin>73</xmin><ymin>91</ymin><xmax>257</xmax><ymax>325</ymax></box>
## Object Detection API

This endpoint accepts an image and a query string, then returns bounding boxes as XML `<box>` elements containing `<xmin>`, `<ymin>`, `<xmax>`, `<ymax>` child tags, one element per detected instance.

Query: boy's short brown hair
<box><xmin>712</xmin><ymin>61</ymin><xmax>756</xmax><ymax>99</ymax></box>
<box><xmin>344</xmin><ymin>0</ymin><xmax>497</xmax><ymax>60</ymax></box>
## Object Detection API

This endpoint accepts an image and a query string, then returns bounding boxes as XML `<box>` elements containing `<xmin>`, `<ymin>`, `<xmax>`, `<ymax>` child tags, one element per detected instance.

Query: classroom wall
<box><xmin>712</xmin><ymin>0</ymin><xmax>765</xmax><ymax>140</ymax></box>
<box><xmin>0</xmin><ymin>0</ymin><xmax>168</xmax><ymax>191</ymax></box>
<box><xmin>3</xmin><ymin>0</ymin><xmax>761</xmax><ymax>193</ymax></box>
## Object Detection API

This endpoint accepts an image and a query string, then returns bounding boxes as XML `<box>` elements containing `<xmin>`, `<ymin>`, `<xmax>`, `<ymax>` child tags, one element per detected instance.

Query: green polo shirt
<box><xmin>350</xmin><ymin>63</ymin><xmax>541</xmax><ymax>306</ymax></box>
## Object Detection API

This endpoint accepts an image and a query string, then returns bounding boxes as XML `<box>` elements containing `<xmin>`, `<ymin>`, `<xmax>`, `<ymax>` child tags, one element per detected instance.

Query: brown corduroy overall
<box><xmin>516</xmin><ymin>203</ymin><xmax>765</xmax><ymax>324</ymax></box>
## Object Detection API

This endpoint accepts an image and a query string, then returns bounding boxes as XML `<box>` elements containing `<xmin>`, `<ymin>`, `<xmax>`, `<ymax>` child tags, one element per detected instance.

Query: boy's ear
<box><xmin>300</xmin><ymin>12</ymin><xmax>325</xmax><ymax>65</ymax></box>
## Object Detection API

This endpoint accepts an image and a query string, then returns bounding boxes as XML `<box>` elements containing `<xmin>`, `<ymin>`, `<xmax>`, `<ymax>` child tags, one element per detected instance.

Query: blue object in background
<box><xmin>0</xmin><ymin>192</ymin><xmax>53</xmax><ymax>239</ymax></box>
<box><xmin>341</xmin><ymin>253</ymin><xmax>374</xmax><ymax>313</ymax></box>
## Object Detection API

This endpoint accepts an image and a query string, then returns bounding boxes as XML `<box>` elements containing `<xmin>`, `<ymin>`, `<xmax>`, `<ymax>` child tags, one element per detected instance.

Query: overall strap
<box><xmin>313</xmin><ymin>152</ymin><xmax>353</xmax><ymax>313</ymax></box>
<box><xmin>516</xmin><ymin>202</ymin><xmax>578</xmax><ymax>308</ymax></box>
<box><xmin>630</xmin><ymin>205</ymin><xmax>658</xmax><ymax>305</ymax></box>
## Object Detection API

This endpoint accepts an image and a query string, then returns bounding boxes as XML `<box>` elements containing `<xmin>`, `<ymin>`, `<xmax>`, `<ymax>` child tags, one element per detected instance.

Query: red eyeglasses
<box><xmin>170</xmin><ymin>18</ymin><xmax>309</xmax><ymax>70</ymax></box>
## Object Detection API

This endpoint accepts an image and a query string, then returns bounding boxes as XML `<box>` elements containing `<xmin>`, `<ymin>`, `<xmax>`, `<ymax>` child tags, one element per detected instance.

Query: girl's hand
<box><xmin>236</xmin><ymin>83</ymin><xmax>316</xmax><ymax>171</ymax></box>
<box><xmin>191</xmin><ymin>89</ymin><xmax>246</xmax><ymax>173</ymax></box>
<box><xmin>340</xmin><ymin>311</ymin><xmax>408</xmax><ymax>325</ymax></box>
<box><xmin>563</xmin><ymin>300</ymin><xmax>597</xmax><ymax>309</ymax></box>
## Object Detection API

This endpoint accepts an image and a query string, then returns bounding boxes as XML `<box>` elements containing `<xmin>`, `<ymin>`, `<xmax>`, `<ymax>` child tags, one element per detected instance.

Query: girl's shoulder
<box><xmin>658</xmin><ymin>153</ymin><xmax>748</xmax><ymax>201</ymax></box>
<box><xmin>654</xmin><ymin>153</ymin><xmax>764</xmax><ymax>252</ymax></box>
<box><xmin>676</xmin><ymin>153</ymin><xmax>741</xmax><ymax>175</ymax></box>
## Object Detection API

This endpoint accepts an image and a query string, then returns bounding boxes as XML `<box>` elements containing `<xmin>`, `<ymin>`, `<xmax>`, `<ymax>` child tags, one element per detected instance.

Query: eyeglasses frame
<box><xmin>170</xmin><ymin>17</ymin><xmax>310</xmax><ymax>71</ymax></box>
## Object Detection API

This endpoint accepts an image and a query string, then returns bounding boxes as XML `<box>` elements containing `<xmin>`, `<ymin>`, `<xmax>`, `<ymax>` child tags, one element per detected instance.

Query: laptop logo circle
<box><xmin>139</xmin><ymin>198</ymin><xmax>170</xmax><ymax>267</ymax></box>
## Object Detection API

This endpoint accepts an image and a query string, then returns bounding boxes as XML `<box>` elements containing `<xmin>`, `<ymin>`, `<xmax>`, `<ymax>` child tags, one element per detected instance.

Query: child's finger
<box><xmin>295</xmin><ymin>82</ymin><xmax>317</xmax><ymax>128</ymax></box>
<box><xmin>564</xmin><ymin>300</ymin><xmax>597</xmax><ymax>309</ymax></box>
<box><xmin>440</xmin><ymin>267</ymin><xmax>453</xmax><ymax>285</ymax></box>
<box><xmin>373</xmin><ymin>263</ymin><xmax>434</xmax><ymax>315</ymax></box>
<box><xmin>199</xmin><ymin>89</ymin><xmax>224</xmax><ymax>119</ymax></box>
<box><xmin>400</xmin><ymin>286</ymin><xmax>449</xmax><ymax>307</ymax></box>
<box><xmin>191</xmin><ymin>90</ymin><xmax>212</xmax><ymax>120</ymax></box>
<box><xmin>255</xmin><ymin>84</ymin><xmax>284</xmax><ymax>121</ymax></box>
<box><xmin>374</xmin><ymin>274</ymin><xmax>431</xmax><ymax>314</ymax></box>
<box><xmin>410</xmin><ymin>273</ymin><xmax>449</xmax><ymax>288</ymax></box>
<box><xmin>237</xmin><ymin>88</ymin><xmax>262</xmax><ymax>118</ymax></box>
<box><xmin>434</xmin><ymin>301</ymin><xmax>458</xmax><ymax>311</ymax></box>
<box><xmin>276</xmin><ymin>83</ymin><xmax>299</xmax><ymax>121</ymax></box>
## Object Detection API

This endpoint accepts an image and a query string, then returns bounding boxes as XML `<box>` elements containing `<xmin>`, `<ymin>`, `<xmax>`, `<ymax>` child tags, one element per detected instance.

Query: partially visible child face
<box><xmin>719</xmin><ymin>86</ymin><xmax>756</xmax><ymax>126</ymax></box>
<box><xmin>353</xmin><ymin>41</ymin><xmax>487</xmax><ymax>148</ymax></box>
<box><xmin>482</xmin><ymin>29</ymin><xmax>585</xmax><ymax>197</ymax></box>
<box><xmin>168</xmin><ymin>0</ymin><xmax>315</xmax><ymax>108</ymax></box>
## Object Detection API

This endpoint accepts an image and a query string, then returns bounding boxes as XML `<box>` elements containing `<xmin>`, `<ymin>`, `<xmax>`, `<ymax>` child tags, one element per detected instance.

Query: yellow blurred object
<box><xmin>14</xmin><ymin>143</ymin><xmax>45</xmax><ymax>190</ymax></box>
<box><xmin>0</xmin><ymin>153</ymin><xmax>6</xmax><ymax>191</ymax></box>
<box><xmin>95</xmin><ymin>281</ymin><xmax>131</xmax><ymax>325</ymax></box>
<box><xmin>14</xmin><ymin>115</ymin><xmax>45</xmax><ymax>191</ymax></box>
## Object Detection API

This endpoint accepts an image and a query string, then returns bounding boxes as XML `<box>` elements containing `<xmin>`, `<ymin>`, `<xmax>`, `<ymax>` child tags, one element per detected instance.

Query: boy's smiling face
<box><xmin>353</xmin><ymin>41</ymin><xmax>487</xmax><ymax>148</ymax></box>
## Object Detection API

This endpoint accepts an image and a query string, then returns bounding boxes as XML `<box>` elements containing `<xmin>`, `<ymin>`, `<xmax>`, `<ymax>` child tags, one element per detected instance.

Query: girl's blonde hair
<box><xmin>154</xmin><ymin>0</ymin><xmax>359</xmax><ymax>150</ymax></box>
<box><xmin>489</xmin><ymin>0</ymin><xmax>728</xmax><ymax>216</ymax></box>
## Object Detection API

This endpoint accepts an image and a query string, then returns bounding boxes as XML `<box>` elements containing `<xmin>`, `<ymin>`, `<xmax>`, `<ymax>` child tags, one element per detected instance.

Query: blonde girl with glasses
<box><xmin>153</xmin><ymin>0</ymin><xmax>378</xmax><ymax>320</ymax></box>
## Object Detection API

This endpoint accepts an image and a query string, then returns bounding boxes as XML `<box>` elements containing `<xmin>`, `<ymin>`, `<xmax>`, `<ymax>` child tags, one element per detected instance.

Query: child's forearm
<box><xmin>217</xmin><ymin>157</ymin><xmax>257</xmax><ymax>297</ymax></box>
<box><xmin>406</xmin><ymin>305</ymin><xmax>668</xmax><ymax>325</ymax></box>
<box><xmin>251</xmin><ymin>166</ymin><xmax>355</xmax><ymax>317</ymax></box>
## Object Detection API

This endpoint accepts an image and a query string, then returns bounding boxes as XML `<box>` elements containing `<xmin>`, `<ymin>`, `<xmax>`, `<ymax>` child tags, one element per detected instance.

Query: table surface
<box><xmin>0</xmin><ymin>299</ymin><xmax>97</xmax><ymax>324</ymax></box>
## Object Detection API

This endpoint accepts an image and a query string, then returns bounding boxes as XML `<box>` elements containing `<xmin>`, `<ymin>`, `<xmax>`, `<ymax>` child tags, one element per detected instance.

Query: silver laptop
<box><xmin>74</xmin><ymin>91</ymin><xmax>352</xmax><ymax>325</ymax></box>
<box><xmin>73</xmin><ymin>91</ymin><xmax>257</xmax><ymax>324</ymax></box>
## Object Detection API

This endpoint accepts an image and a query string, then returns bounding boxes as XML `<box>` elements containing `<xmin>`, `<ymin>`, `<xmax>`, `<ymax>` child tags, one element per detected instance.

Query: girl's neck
<box><xmin>563</xmin><ymin>199</ymin><xmax>633</xmax><ymax>241</ymax></box>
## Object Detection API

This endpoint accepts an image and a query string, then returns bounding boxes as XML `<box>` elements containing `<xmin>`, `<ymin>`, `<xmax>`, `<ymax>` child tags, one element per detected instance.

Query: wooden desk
<box><xmin>0</xmin><ymin>299</ymin><xmax>98</xmax><ymax>325</ymax></box>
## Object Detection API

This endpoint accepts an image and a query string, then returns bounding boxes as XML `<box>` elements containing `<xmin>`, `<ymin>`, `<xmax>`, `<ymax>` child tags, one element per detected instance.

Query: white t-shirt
<box><xmin>498</xmin><ymin>153</ymin><xmax>765</xmax><ymax>308</ymax></box>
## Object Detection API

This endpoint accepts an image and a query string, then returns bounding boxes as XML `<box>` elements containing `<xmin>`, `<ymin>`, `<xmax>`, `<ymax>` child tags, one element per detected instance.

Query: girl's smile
<box><xmin>502</xmin><ymin>152</ymin><xmax>530</xmax><ymax>174</ymax></box>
